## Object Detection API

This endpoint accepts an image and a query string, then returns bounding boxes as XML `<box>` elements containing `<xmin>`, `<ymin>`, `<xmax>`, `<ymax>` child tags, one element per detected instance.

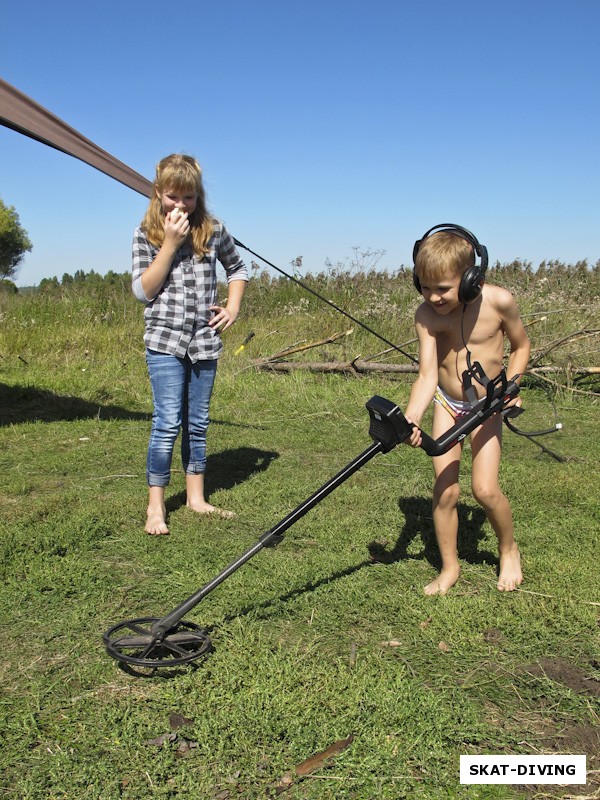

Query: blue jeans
<box><xmin>145</xmin><ymin>349</ymin><xmax>217</xmax><ymax>487</ymax></box>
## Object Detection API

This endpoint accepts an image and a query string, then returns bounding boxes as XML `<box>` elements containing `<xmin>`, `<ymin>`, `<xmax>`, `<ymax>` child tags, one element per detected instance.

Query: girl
<box><xmin>132</xmin><ymin>154</ymin><xmax>248</xmax><ymax>534</ymax></box>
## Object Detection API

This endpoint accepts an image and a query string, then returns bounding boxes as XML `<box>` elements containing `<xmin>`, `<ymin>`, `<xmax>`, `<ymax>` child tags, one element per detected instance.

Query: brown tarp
<box><xmin>0</xmin><ymin>77</ymin><xmax>153</xmax><ymax>198</ymax></box>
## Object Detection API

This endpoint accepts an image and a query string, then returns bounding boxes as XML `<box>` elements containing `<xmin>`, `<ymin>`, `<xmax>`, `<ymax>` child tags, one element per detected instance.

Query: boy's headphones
<box><xmin>412</xmin><ymin>223</ymin><xmax>489</xmax><ymax>304</ymax></box>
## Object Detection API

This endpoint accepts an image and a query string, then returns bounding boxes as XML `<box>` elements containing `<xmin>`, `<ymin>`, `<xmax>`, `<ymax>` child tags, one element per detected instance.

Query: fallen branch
<box><xmin>529</xmin><ymin>328</ymin><xmax>600</xmax><ymax>367</ymax></box>
<box><xmin>528</xmin><ymin>366</ymin><xmax>600</xmax><ymax>375</ymax></box>
<box><xmin>363</xmin><ymin>337</ymin><xmax>418</xmax><ymax>363</ymax></box>
<box><xmin>275</xmin><ymin>735</ymin><xmax>354</xmax><ymax>794</ymax></box>
<box><xmin>253</xmin><ymin>359</ymin><xmax>600</xmax><ymax>379</ymax></box>
<box><xmin>526</xmin><ymin>370</ymin><xmax>600</xmax><ymax>397</ymax></box>
<box><xmin>253</xmin><ymin>359</ymin><xmax>418</xmax><ymax>375</ymax></box>
<box><xmin>257</xmin><ymin>329</ymin><xmax>354</xmax><ymax>364</ymax></box>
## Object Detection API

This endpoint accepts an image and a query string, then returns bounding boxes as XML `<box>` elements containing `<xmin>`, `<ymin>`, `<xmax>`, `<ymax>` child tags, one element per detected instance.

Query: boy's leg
<box><xmin>183</xmin><ymin>359</ymin><xmax>235</xmax><ymax>518</ymax></box>
<box><xmin>425</xmin><ymin>403</ymin><xmax>463</xmax><ymax>595</ymax></box>
<box><xmin>470</xmin><ymin>415</ymin><xmax>522</xmax><ymax>591</ymax></box>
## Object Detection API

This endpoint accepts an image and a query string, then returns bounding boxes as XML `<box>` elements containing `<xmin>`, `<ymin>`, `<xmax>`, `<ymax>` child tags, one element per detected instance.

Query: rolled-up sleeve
<box><xmin>218</xmin><ymin>226</ymin><xmax>249</xmax><ymax>284</ymax></box>
<box><xmin>131</xmin><ymin>227</ymin><xmax>154</xmax><ymax>303</ymax></box>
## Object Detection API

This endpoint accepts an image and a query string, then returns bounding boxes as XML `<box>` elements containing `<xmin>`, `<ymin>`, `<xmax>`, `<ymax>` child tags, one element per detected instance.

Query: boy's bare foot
<box><xmin>424</xmin><ymin>565</ymin><xmax>461</xmax><ymax>595</ymax></box>
<box><xmin>497</xmin><ymin>545</ymin><xmax>522</xmax><ymax>591</ymax></box>
<box><xmin>186</xmin><ymin>500</ymin><xmax>236</xmax><ymax>519</ymax></box>
<box><xmin>146</xmin><ymin>506</ymin><xmax>169</xmax><ymax>535</ymax></box>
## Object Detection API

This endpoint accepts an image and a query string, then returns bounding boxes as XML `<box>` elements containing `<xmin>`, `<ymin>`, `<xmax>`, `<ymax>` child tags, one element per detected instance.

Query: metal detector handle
<box><xmin>366</xmin><ymin>372</ymin><xmax>521</xmax><ymax>458</ymax></box>
<box><xmin>417</xmin><ymin>373</ymin><xmax>521</xmax><ymax>456</ymax></box>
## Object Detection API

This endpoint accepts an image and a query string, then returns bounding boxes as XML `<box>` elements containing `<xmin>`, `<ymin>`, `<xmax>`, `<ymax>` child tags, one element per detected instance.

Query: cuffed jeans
<box><xmin>145</xmin><ymin>349</ymin><xmax>217</xmax><ymax>487</ymax></box>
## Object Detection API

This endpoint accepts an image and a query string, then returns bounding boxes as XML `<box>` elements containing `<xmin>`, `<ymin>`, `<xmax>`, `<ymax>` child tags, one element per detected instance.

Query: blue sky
<box><xmin>1</xmin><ymin>0</ymin><xmax>599</xmax><ymax>286</ymax></box>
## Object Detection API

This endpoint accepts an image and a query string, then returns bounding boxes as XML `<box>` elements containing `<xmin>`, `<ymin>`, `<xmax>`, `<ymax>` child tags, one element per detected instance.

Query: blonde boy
<box><xmin>404</xmin><ymin>226</ymin><xmax>530</xmax><ymax>595</ymax></box>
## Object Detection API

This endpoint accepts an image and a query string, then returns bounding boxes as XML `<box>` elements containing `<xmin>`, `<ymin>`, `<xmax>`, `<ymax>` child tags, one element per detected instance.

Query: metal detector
<box><xmin>103</xmin><ymin>370</ymin><xmax>521</xmax><ymax>669</ymax></box>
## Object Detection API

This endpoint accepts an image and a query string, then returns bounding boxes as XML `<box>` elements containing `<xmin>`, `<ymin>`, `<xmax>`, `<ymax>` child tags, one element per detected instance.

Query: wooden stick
<box><xmin>529</xmin><ymin>329</ymin><xmax>600</xmax><ymax>367</ymax></box>
<box><xmin>258</xmin><ymin>329</ymin><xmax>354</xmax><ymax>363</ymax></box>
<box><xmin>528</xmin><ymin>366</ymin><xmax>600</xmax><ymax>374</ymax></box>
<box><xmin>253</xmin><ymin>359</ymin><xmax>600</xmax><ymax>379</ymax></box>
<box><xmin>525</xmin><ymin>370</ymin><xmax>600</xmax><ymax>397</ymax></box>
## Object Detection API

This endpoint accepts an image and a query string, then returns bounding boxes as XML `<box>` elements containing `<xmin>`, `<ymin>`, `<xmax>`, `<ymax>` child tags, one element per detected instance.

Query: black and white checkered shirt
<box><xmin>132</xmin><ymin>220</ymin><xmax>248</xmax><ymax>362</ymax></box>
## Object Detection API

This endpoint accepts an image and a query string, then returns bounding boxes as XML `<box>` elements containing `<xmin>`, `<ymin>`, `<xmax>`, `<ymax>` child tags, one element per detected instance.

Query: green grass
<box><xmin>0</xmin><ymin>272</ymin><xmax>598</xmax><ymax>799</ymax></box>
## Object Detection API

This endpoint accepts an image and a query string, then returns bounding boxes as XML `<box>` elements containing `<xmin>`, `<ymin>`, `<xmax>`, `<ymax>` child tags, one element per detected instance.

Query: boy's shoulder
<box><xmin>482</xmin><ymin>282</ymin><xmax>518</xmax><ymax>310</ymax></box>
<box><xmin>414</xmin><ymin>300</ymin><xmax>448</xmax><ymax>332</ymax></box>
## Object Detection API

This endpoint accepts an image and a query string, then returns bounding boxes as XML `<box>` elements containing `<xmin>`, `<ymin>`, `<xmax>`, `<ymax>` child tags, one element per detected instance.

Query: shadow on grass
<box><xmin>368</xmin><ymin>495</ymin><xmax>497</xmax><ymax>569</ymax></box>
<box><xmin>165</xmin><ymin>447</ymin><xmax>280</xmax><ymax>513</ymax></box>
<box><xmin>0</xmin><ymin>382</ymin><xmax>150</xmax><ymax>425</ymax></box>
<box><xmin>0</xmin><ymin>382</ymin><xmax>267</xmax><ymax>429</ymax></box>
<box><xmin>214</xmin><ymin>496</ymin><xmax>495</xmax><ymax>628</ymax></box>
<box><xmin>117</xmin><ymin>495</ymin><xmax>494</xmax><ymax>674</ymax></box>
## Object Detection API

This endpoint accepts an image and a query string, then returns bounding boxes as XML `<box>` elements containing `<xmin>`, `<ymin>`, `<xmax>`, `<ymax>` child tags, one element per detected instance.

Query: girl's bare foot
<box><xmin>146</xmin><ymin>505</ymin><xmax>169</xmax><ymax>535</ymax></box>
<box><xmin>424</xmin><ymin>564</ymin><xmax>461</xmax><ymax>596</ymax></box>
<box><xmin>186</xmin><ymin>499</ymin><xmax>235</xmax><ymax>519</ymax></box>
<box><xmin>497</xmin><ymin>545</ymin><xmax>522</xmax><ymax>591</ymax></box>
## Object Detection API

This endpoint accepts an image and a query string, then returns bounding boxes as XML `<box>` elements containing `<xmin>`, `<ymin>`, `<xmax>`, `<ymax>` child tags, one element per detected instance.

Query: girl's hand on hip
<box><xmin>208</xmin><ymin>304</ymin><xmax>238</xmax><ymax>331</ymax></box>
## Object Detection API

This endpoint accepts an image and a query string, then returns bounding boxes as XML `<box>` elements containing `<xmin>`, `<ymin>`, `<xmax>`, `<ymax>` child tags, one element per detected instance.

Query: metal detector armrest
<box><xmin>417</xmin><ymin>371</ymin><xmax>521</xmax><ymax>456</ymax></box>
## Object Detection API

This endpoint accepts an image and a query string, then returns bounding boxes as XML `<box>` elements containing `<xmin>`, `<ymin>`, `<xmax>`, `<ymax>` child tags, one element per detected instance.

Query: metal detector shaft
<box><xmin>105</xmin><ymin>379</ymin><xmax>525</xmax><ymax>667</ymax></box>
<box><xmin>150</xmin><ymin>441</ymin><xmax>384</xmax><ymax>640</ymax></box>
<box><xmin>150</xmin><ymin>376</ymin><xmax>520</xmax><ymax>639</ymax></box>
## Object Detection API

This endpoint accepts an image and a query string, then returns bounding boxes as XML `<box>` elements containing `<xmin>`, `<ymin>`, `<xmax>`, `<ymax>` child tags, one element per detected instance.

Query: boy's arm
<box><xmin>499</xmin><ymin>290</ymin><xmax>531</xmax><ymax>385</ymax></box>
<box><xmin>404</xmin><ymin>309</ymin><xmax>439</xmax><ymax>435</ymax></box>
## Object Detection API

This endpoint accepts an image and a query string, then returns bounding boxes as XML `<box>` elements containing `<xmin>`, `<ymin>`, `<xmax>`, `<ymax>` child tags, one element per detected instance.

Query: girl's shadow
<box><xmin>367</xmin><ymin>496</ymin><xmax>497</xmax><ymax>570</ymax></box>
<box><xmin>165</xmin><ymin>447</ymin><xmax>279</xmax><ymax>513</ymax></box>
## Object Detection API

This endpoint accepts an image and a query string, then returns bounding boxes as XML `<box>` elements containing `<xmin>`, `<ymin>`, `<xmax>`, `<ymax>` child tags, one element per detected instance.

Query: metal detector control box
<box><xmin>366</xmin><ymin>396</ymin><xmax>413</xmax><ymax>452</ymax></box>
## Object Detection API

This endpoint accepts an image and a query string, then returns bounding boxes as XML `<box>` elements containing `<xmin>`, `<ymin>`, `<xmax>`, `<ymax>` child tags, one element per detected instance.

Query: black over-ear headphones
<box><xmin>412</xmin><ymin>223</ymin><xmax>489</xmax><ymax>304</ymax></box>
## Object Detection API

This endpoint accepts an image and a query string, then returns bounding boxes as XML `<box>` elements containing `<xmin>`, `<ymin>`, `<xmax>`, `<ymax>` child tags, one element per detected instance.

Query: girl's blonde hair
<box><xmin>415</xmin><ymin>231</ymin><xmax>475</xmax><ymax>284</ymax></box>
<box><xmin>141</xmin><ymin>154</ymin><xmax>214</xmax><ymax>256</ymax></box>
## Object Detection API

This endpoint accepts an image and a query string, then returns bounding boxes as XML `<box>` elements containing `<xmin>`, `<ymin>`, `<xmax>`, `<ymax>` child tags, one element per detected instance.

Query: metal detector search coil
<box><xmin>104</xmin><ymin>373</ymin><xmax>520</xmax><ymax>670</ymax></box>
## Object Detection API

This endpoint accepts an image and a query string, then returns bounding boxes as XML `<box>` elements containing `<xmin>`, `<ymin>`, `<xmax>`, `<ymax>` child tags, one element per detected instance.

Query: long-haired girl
<box><xmin>132</xmin><ymin>154</ymin><xmax>248</xmax><ymax>534</ymax></box>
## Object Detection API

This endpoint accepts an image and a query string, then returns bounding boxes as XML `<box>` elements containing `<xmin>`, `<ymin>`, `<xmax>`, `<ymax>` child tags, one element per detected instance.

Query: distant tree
<box><xmin>39</xmin><ymin>276</ymin><xmax>60</xmax><ymax>291</ymax></box>
<box><xmin>0</xmin><ymin>196</ymin><xmax>33</xmax><ymax>279</ymax></box>
<box><xmin>0</xmin><ymin>278</ymin><xmax>18</xmax><ymax>294</ymax></box>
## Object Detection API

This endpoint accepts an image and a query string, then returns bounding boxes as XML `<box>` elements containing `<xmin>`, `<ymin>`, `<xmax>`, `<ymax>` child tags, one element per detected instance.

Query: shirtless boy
<box><xmin>404</xmin><ymin>224</ymin><xmax>530</xmax><ymax>595</ymax></box>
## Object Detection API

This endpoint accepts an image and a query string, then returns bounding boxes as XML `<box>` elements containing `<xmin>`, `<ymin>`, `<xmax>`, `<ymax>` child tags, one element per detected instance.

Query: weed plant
<box><xmin>0</xmin><ymin>264</ymin><xmax>598</xmax><ymax>799</ymax></box>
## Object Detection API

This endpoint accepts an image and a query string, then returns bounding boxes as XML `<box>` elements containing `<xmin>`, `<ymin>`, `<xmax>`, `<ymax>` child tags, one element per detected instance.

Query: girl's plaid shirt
<box><xmin>132</xmin><ymin>220</ymin><xmax>248</xmax><ymax>362</ymax></box>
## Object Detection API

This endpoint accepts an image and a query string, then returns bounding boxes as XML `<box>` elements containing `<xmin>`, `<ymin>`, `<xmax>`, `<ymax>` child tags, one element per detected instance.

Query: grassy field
<box><xmin>0</xmin><ymin>265</ymin><xmax>598</xmax><ymax>799</ymax></box>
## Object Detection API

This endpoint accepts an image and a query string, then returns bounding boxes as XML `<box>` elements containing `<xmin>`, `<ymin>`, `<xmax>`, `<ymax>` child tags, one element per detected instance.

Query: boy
<box><xmin>404</xmin><ymin>225</ymin><xmax>530</xmax><ymax>595</ymax></box>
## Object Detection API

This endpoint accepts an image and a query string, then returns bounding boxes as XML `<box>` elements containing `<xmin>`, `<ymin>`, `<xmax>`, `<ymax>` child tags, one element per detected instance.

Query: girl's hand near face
<box><xmin>164</xmin><ymin>209</ymin><xmax>189</xmax><ymax>248</ymax></box>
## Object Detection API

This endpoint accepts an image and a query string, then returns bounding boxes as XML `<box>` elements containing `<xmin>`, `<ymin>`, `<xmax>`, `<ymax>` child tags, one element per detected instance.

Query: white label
<box><xmin>460</xmin><ymin>755</ymin><xmax>586</xmax><ymax>784</ymax></box>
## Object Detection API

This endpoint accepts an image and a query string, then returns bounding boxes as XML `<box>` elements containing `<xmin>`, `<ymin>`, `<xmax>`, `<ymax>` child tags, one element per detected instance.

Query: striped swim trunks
<box><xmin>433</xmin><ymin>385</ymin><xmax>477</xmax><ymax>421</ymax></box>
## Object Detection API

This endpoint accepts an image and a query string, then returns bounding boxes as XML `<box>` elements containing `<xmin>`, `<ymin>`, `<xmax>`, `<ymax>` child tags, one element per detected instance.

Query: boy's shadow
<box><xmin>165</xmin><ymin>447</ymin><xmax>279</xmax><ymax>513</ymax></box>
<box><xmin>367</xmin><ymin>496</ymin><xmax>498</xmax><ymax>570</ymax></box>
